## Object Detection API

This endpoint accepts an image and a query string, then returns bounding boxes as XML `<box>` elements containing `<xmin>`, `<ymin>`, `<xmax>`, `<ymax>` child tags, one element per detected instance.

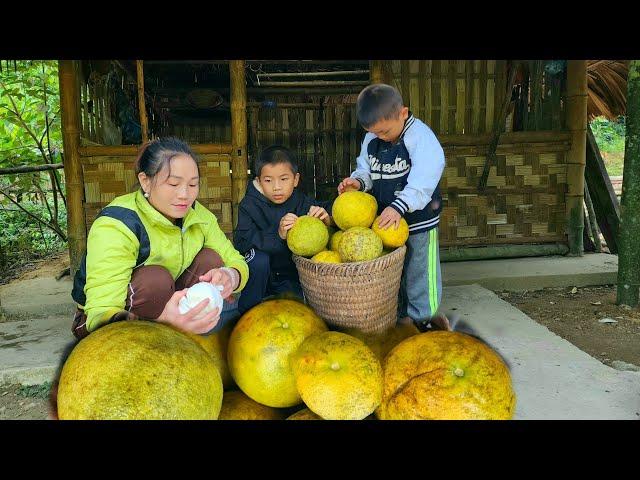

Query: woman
<box><xmin>70</xmin><ymin>137</ymin><xmax>249</xmax><ymax>339</ymax></box>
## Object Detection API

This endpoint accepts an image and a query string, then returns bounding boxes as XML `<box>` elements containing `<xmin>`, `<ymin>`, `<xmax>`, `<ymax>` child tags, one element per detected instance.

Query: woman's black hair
<box><xmin>134</xmin><ymin>137</ymin><xmax>199</xmax><ymax>184</ymax></box>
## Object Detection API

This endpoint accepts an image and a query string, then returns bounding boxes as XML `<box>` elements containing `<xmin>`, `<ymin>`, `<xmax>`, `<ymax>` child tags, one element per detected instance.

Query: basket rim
<box><xmin>292</xmin><ymin>244</ymin><xmax>406</xmax><ymax>268</ymax></box>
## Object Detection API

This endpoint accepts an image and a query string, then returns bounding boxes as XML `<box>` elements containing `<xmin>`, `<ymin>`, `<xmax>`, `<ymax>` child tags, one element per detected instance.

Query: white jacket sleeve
<box><xmin>390</xmin><ymin>125</ymin><xmax>445</xmax><ymax>215</ymax></box>
<box><xmin>349</xmin><ymin>132</ymin><xmax>377</xmax><ymax>192</ymax></box>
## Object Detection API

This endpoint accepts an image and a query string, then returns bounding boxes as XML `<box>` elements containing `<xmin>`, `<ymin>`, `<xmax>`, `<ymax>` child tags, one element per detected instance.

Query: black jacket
<box><xmin>233</xmin><ymin>179</ymin><xmax>333</xmax><ymax>277</ymax></box>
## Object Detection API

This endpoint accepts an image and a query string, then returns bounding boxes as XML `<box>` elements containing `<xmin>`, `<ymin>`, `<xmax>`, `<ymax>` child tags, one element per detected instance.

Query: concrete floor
<box><xmin>1</xmin><ymin>252</ymin><xmax>638</xmax><ymax>419</ymax></box>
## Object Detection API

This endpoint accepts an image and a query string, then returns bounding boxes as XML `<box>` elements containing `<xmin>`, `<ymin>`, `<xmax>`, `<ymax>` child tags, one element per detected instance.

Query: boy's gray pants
<box><xmin>397</xmin><ymin>227</ymin><xmax>442</xmax><ymax>327</ymax></box>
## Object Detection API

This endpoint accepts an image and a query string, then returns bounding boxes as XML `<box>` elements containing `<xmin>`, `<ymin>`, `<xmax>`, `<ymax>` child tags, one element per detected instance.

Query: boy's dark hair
<box><xmin>134</xmin><ymin>137</ymin><xmax>199</xmax><ymax>183</ymax></box>
<box><xmin>356</xmin><ymin>84</ymin><xmax>404</xmax><ymax>128</ymax></box>
<box><xmin>254</xmin><ymin>145</ymin><xmax>299</xmax><ymax>177</ymax></box>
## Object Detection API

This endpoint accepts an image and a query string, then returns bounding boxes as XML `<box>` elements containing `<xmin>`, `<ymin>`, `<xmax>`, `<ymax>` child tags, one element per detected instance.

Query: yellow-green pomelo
<box><xmin>57</xmin><ymin>321</ymin><xmax>223</xmax><ymax>420</ymax></box>
<box><xmin>287</xmin><ymin>215</ymin><xmax>329</xmax><ymax>257</ymax></box>
<box><xmin>377</xmin><ymin>331</ymin><xmax>516</xmax><ymax>420</ymax></box>
<box><xmin>286</xmin><ymin>408</ymin><xmax>323</xmax><ymax>420</ymax></box>
<box><xmin>372</xmin><ymin>216</ymin><xmax>409</xmax><ymax>248</ymax></box>
<box><xmin>311</xmin><ymin>250</ymin><xmax>342</xmax><ymax>264</ymax></box>
<box><xmin>290</xmin><ymin>331</ymin><xmax>383</xmax><ymax>420</ymax></box>
<box><xmin>338</xmin><ymin>227</ymin><xmax>383</xmax><ymax>262</ymax></box>
<box><xmin>187</xmin><ymin>322</ymin><xmax>234</xmax><ymax>390</ymax></box>
<box><xmin>329</xmin><ymin>230</ymin><xmax>345</xmax><ymax>252</ymax></box>
<box><xmin>218</xmin><ymin>390</ymin><xmax>286</xmax><ymax>420</ymax></box>
<box><xmin>343</xmin><ymin>323</ymin><xmax>419</xmax><ymax>362</ymax></box>
<box><xmin>332</xmin><ymin>191</ymin><xmax>378</xmax><ymax>230</ymax></box>
<box><xmin>227</xmin><ymin>299</ymin><xmax>328</xmax><ymax>408</ymax></box>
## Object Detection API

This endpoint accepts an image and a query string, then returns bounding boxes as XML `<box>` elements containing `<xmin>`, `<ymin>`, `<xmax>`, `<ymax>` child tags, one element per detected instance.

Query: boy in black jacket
<box><xmin>233</xmin><ymin>145</ymin><xmax>333</xmax><ymax>314</ymax></box>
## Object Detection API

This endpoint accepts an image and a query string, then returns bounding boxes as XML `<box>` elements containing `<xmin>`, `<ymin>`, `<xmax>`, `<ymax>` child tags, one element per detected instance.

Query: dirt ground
<box><xmin>0</xmin><ymin>249</ymin><xmax>70</xmax><ymax>286</ymax></box>
<box><xmin>1</xmin><ymin>253</ymin><xmax>639</xmax><ymax>420</ymax></box>
<box><xmin>0</xmin><ymin>383</ymin><xmax>52</xmax><ymax>420</ymax></box>
<box><xmin>499</xmin><ymin>285</ymin><xmax>640</xmax><ymax>368</ymax></box>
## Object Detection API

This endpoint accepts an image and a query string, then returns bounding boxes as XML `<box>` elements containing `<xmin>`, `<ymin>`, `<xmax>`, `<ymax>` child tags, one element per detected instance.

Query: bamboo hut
<box><xmin>58</xmin><ymin>60</ymin><xmax>592</xmax><ymax>275</ymax></box>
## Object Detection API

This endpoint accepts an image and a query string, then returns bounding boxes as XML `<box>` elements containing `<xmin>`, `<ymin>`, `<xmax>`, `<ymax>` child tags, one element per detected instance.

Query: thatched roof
<box><xmin>587</xmin><ymin>60</ymin><xmax>628</xmax><ymax>120</ymax></box>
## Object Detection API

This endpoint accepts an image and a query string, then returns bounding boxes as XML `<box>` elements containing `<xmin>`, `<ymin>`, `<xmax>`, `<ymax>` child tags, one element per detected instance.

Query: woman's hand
<box><xmin>157</xmin><ymin>289</ymin><xmax>220</xmax><ymax>334</ymax></box>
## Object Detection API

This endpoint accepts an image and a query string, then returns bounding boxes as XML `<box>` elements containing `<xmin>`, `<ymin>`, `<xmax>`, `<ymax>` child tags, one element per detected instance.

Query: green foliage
<box><xmin>590</xmin><ymin>116</ymin><xmax>626</xmax><ymax>176</ymax></box>
<box><xmin>0</xmin><ymin>196</ymin><xmax>67</xmax><ymax>277</ymax></box>
<box><xmin>17</xmin><ymin>381</ymin><xmax>52</xmax><ymax>399</ymax></box>
<box><xmin>0</xmin><ymin>60</ymin><xmax>62</xmax><ymax>168</ymax></box>
<box><xmin>0</xmin><ymin>61</ymin><xmax>66</xmax><ymax>279</ymax></box>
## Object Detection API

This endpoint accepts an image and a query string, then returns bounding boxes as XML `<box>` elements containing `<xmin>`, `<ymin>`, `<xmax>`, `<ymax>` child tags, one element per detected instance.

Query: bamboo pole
<box><xmin>257</xmin><ymin>70</ymin><xmax>369</xmax><ymax>78</ymax></box>
<box><xmin>257</xmin><ymin>80</ymin><xmax>368</xmax><ymax>88</ymax></box>
<box><xmin>230</xmin><ymin>60</ymin><xmax>248</xmax><ymax>229</ymax></box>
<box><xmin>584</xmin><ymin>183</ymin><xmax>602</xmax><ymax>252</ymax></box>
<box><xmin>370</xmin><ymin>60</ymin><xmax>385</xmax><ymax>84</ymax></box>
<box><xmin>78</xmin><ymin>143</ymin><xmax>233</xmax><ymax>157</ymax></box>
<box><xmin>616</xmin><ymin>60</ymin><xmax>640</xmax><ymax>307</ymax></box>
<box><xmin>441</xmin><ymin>243</ymin><xmax>569</xmax><ymax>262</ymax></box>
<box><xmin>136</xmin><ymin>60</ymin><xmax>149</xmax><ymax>142</ymax></box>
<box><xmin>565</xmin><ymin>60</ymin><xmax>588</xmax><ymax>256</ymax></box>
<box><xmin>59</xmin><ymin>60</ymin><xmax>86</xmax><ymax>278</ymax></box>
<box><xmin>478</xmin><ymin>62</ymin><xmax>520</xmax><ymax>191</ymax></box>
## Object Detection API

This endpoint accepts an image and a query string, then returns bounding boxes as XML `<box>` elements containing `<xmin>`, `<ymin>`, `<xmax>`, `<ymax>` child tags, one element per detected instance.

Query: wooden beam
<box><xmin>565</xmin><ymin>60</ymin><xmax>588</xmax><ymax>256</ymax></box>
<box><xmin>439</xmin><ymin>131</ymin><xmax>571</xmax><ymax>146</ymax></box>
<box><xmin>441</xmin><ymin>243</ymin><xmax>569</xmax><ymax>262</ymax></box>
<box><xmin>230</xmin><ymin>60</ymin><xmax>248</xmax><ymax>229</ymax></box>
<box><xmin>585</xmin><ymin>124</ymin><xmax>620</xmax><ymax>253</ymax></box>
<box><xmin>78</xmin><ymin>143</ymin><xmax>233</xmax><ymax>157</ymax></box>
<box><xmin>257</xmin><ymin>80</ymin><xmax>368</xmax><ymax>87</ymax></box>
<box><xmin>440</xmin><ymin>235</ymin><xmax>567</xmax><ymax>247</ymax></box>
<box><xmin>58</xmin><ymin>60</ymin><xmax>86</xmax><ymax>278</ymax></box>
<box><xmin>136</xmin><ymin>60</ymin><xmax>149</xmax><ymax>142</ymax></box>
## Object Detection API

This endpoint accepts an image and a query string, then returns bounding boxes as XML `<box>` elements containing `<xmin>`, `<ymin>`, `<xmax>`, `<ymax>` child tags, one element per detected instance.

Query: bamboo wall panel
<box><xmin>81</xmin><ymin>153</ymin><xmax>234</xmax><ymax>238</ymax></box>
<box><xmin>388</xmin><ymin>60</ymin><xmax>564</xmax><ymax>135</ymax></box>
<box><xmin>388</xmin><ymin>60</ymin><xmax>503</xmax><ymax>135</ymax></box>
<box><xmin>438</xmin><ymin>145</ymin><xmax>568</xmax><ymax>246</ymax></box>
<box><xmin>168</xmin><ymin>117</ymin><xmax>232</xmax><ymax>144</ymax></box>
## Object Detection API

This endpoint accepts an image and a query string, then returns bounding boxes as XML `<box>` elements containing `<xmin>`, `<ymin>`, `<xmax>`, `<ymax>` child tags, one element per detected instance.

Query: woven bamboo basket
<box><xmin>292</xmin><ymin>246</ymin><xmax>406</xmax><ymax>334</ymax></box>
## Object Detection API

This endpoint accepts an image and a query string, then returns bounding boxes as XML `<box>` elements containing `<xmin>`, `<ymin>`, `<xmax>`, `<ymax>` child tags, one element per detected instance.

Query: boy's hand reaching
<box><xmin>308</xmin><ymin>205</ymin><xmax>332</xmax><ymax>227</ymax></box>
<box><xmin>377</xmin><ymin>206</ymin><xmax>402</xmax><ymax>230</ymax></box>
<box><xmin>278</xmin><ymin>213</ymin><xmax>298</xmax><ymax>240</ymax></box>
<box><xmin>337</xmin><ymin>177</ymin><xmax>361</xmax><ymax>195</ymax></box>
<box><xmin>199</xmin><ymin>267</ymin><xmax>238</xmax><ymax>301</ymax></box>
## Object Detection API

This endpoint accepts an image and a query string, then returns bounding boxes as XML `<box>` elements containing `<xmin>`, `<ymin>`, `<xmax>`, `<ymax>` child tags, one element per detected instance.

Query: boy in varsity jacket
<box><xmin>338</xmin><ymin>83</ymin><xmax>450</xmax><ymax>331</ymax></box>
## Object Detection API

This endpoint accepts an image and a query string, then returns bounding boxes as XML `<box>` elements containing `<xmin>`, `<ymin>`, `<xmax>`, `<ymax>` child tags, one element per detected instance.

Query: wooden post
<box><xmin>585</xmin><ymin>124</ymin><xmax>620</xmax><ymax>252</ymax></box>
<box><xmin>370</xmin><ymin>60</ymin><xmax>385</xmax><ymax>84</ymax></box>
<box><xmin>616</xmin><ymin>60</ymin><xmax>640</xmax><ymax>307</ymax></box>
<box><xmin>136</xmin><ymin>60</ymin><xmax>149</xmax><ymax>142</ymax></box>
<box><xmin>230</xmin><ymin>60</ymin><xmax>248</xmax><ymax>228</ymax></box>
<box><xmin>565</xmin><ymin>60</ymin><xmax>588</xmax><ymax>256</ymax></box>
<box><xmin>59</xmin><ymin>60</ymin><xmax>86</xmax><ymax>278</ymax></box>
<box><xmin>584</xmin><ymin>184</ymin><xmax>602</xmax><ymax>252</ymax></box>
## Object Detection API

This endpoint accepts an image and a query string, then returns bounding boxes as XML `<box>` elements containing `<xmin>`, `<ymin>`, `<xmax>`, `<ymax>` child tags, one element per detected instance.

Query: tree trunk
<box><xmin>616</xmin><ymin>60</ymin><xmax>640</xmax><ymax>307</ymax></box>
